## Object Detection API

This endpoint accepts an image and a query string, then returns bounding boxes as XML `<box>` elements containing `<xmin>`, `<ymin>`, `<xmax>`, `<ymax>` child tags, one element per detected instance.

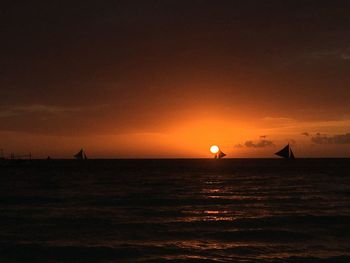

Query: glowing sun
<box><xmin>210</xmin><ymin>145</ymin><xmax>220</xmax><ymax>154</ymax></box>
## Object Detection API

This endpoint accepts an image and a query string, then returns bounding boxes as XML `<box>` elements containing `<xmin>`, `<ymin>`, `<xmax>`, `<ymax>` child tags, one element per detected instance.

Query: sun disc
<box><xmin>210</xmin><ymin>145</ymin><xmax>219</xmax><ymax>154</ymax></box>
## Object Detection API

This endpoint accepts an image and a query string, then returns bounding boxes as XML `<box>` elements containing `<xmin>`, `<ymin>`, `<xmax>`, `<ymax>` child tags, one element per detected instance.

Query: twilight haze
<box><xmin>1</xmin><ymin>1</ymin><xmax>350</xmax><ymax>158</ymax></box>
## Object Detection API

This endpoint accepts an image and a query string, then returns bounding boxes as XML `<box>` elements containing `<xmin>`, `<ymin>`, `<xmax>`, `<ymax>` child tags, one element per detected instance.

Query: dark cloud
<box><xmin>302</xmin><ymin>132</ymin><xmax>310</xmax><ymax>136</ymax></box>
<box><xmin>244</xmin><ymin>140</ymin><xmax>275</xmax><ymax>148</ymax></box>
<box><xmin>311</xmin><ymin>133</ymin><xmax>350</xmax><ymax>144</ymax></box>
<box><xmin>260</xmin><ymin>135</ymin><xmax>267</xmax><ymax>138</ymax></box>
<box><xmin>234</xmin><ymin>144</ymin><xmax>244</xmax><ymax>148</ymax></box>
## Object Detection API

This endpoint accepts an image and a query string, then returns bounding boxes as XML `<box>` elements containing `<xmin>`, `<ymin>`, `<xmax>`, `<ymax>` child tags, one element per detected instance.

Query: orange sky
<box><xmin>1</xmin><ymin>1</ymin><xmax>350</xmax><ymax>158</ymax></box>
<box><xmin>1</xmin><ymin>112</ymin><xmax>350</xmax><ymax>158</ymax></box>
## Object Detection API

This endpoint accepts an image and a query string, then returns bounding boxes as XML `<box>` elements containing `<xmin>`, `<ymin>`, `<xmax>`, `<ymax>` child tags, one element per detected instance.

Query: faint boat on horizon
<box><xmin>74</xmin><ymin>149</ymin><xmax>88</xmax><ymax>160</ymax></box>
<box><xmin>0</xmin><ymin>149</ymin><xmax>6</xmax><ymax>165</ymax></box>
<box><xmin>0</xmin><ymin>149</ymin><xmax>5</xmax><ymax>160</ymax></box>
<box><xmin>0</xmin><ymin>149</ymin><xmax>32</xmax><ymax>166</ymax></box>
<box><xmin>275</xmin><ymin>144</ymin><xmax>295</xmax><ymax>159</ymax></box>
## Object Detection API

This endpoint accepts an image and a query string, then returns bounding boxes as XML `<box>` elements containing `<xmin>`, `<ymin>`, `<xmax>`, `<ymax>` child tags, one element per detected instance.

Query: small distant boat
<box><xmin>74</xmin><ymin>149</ymin><xmax>88</xmax><ymax>160</ymax></box>
<box><xmin>0</xmin><ymin>149</ymin><xmax>6</xmax><ymax>165</ymax></box>
<box><xmin>275</xmin><ymin>144</ymin><xmax>295</xmax><ymax>159</ymax></box>
<box><xmin>0</xmin><ymin>149</ymin><xmax>5</xmax><ymax>160</ymax></box>
<box><xmin>214</xmin><ymin>150</ymin><xmax>226</xmax><ymax>159</ymax></box>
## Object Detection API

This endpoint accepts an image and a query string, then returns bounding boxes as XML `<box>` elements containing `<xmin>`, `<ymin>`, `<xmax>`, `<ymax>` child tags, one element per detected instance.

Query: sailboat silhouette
<box><xmin>74</xmin><ymin>149</ymin><xmax>88</xmax><ymax>160</ymax></box>
<box><xmin>275</xmin><ymin>144</ymin><xmax>295</xmax><ymax>159</ymax></box>
<box><xmin>214</xmin><ymin>150</ymin><xmax>226</xmax><ymax>159</ymax></box>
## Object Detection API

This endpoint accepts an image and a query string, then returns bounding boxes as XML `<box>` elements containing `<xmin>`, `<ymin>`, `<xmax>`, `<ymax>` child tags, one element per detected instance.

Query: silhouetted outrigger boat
<box><xmin>214</xmin><ymin>150</ymin><xmax>226</xmax><ymax>159</ymax></box>
<box><xmin>0</xmin><ymin>149</ymin><xmax>32</xmax><ymax>166</ymax></box>
<box><xmin>275</xmin><ymin>144</ymin><xmax>295</xmax><ymax>159</ymax></box>
<box><xmin>74</xmin><ymin>149</ymin><xmax>88</xmax><ymax>160</ymax></box>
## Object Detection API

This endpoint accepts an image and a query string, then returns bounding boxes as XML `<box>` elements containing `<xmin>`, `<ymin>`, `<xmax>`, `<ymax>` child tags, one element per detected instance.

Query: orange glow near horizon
<box><xmin>1</xmin><ymin>112</ymin><xmax>350</xmax><ymax>158</ymax></box>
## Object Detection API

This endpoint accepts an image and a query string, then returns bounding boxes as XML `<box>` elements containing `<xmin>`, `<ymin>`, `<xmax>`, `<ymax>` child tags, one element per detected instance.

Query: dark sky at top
<box><xmin>1</xmin><ymin>0</ymin><xmax>350</xmax><ymax>157</ymax></box>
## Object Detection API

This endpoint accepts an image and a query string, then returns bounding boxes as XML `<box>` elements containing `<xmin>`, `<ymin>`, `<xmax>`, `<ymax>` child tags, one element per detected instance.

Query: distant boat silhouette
<box><xmin>214</xmin><ymin>150</ymin><xmax>226</xmax><ymax>159</ymax></box>
<box><xmin>0</xmin><ymin>149</ymin><xmax>6</xmax><ymax>165</ymax></box>
<box><xmin>74</xmin><ymin>149</ymin><xmax>88</xmax><ymax>160</ymax></box>
<box><xmin>0</xmin><ymin>149</ymin><xmax>5</xmax><ymax>160</ymax></box>
<box><xmin>275</xmin><ymin>144</ymin><xmax>295</xmax><ymax>159</ymax></box>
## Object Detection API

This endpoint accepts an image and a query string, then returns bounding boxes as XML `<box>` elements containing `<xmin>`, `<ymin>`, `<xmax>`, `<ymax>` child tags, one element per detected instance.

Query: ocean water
<box><xmin>0</xmin><ymin>159</ymin><xmax>350</xmax><ymax>262</ymax></box>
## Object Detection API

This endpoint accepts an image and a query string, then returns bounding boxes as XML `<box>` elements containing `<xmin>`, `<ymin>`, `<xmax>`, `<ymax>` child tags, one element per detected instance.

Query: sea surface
<box><xmin>0</xmin><ymin>159</ymin><xmax>350</xmax><ymax>262</ymax></box>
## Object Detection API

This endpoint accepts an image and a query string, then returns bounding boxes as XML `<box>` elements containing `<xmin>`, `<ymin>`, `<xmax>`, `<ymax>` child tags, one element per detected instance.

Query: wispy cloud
<box><xmin>262</xmin><ymin>117</ymin><xmax>295</xmax><ymax>122</ymax></box>
<box><xmin>311</xmin><ymin>133</ymin><xmax>350</xmax><ymax>145</ymax></box>
<box><xmin>244</xmin><ymin>139</ymin><xmax>275</xmax><ymax>148</ymax></box>
<box><xmin>259</xmin><ymin>116</ymin><xmax>350</xmax><ymax>136</ymax></box>
<box><xmin>260</xmin><ymin>117</ymin><xmax>297</xmax><ymax>129</ymax></box>
<box><xmin>341</xmin><ymin>53</ymin><xmax>350</xmax><ymax>60</ymax></box>
<box><xmin>0</xmin><ymin>104</ymin><xmax>109</xmax><ymax>118</ymax></box>
<box><xmin>308</xmin><ymin>47</ymin><xmax>350</xmax><ymax>61</ymax></box>
<box><xmin>0</xmin><ymin>110</ymin><xmax>17</xmax><ymax>118</ymax></box>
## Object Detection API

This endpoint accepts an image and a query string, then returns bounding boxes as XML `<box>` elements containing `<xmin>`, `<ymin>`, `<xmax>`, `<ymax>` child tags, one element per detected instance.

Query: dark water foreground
<box><xmin>0</xmin><ymin>159</ymin><xmax>350</xmax><ymax>262</ymax></box>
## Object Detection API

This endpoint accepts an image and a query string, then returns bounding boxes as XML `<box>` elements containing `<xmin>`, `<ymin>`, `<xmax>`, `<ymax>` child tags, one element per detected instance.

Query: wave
<box><xmin>1</xmin><ymin>244</ymin><xmax>349</xmax><ymax>263</ymax></box>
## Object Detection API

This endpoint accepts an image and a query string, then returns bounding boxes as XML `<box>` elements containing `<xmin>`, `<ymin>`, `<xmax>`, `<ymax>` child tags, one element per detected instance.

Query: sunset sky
<box><xmin>1</xmin><ymin>0</ymin><xmax>350</xmax><ymax>158</ymax></box>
